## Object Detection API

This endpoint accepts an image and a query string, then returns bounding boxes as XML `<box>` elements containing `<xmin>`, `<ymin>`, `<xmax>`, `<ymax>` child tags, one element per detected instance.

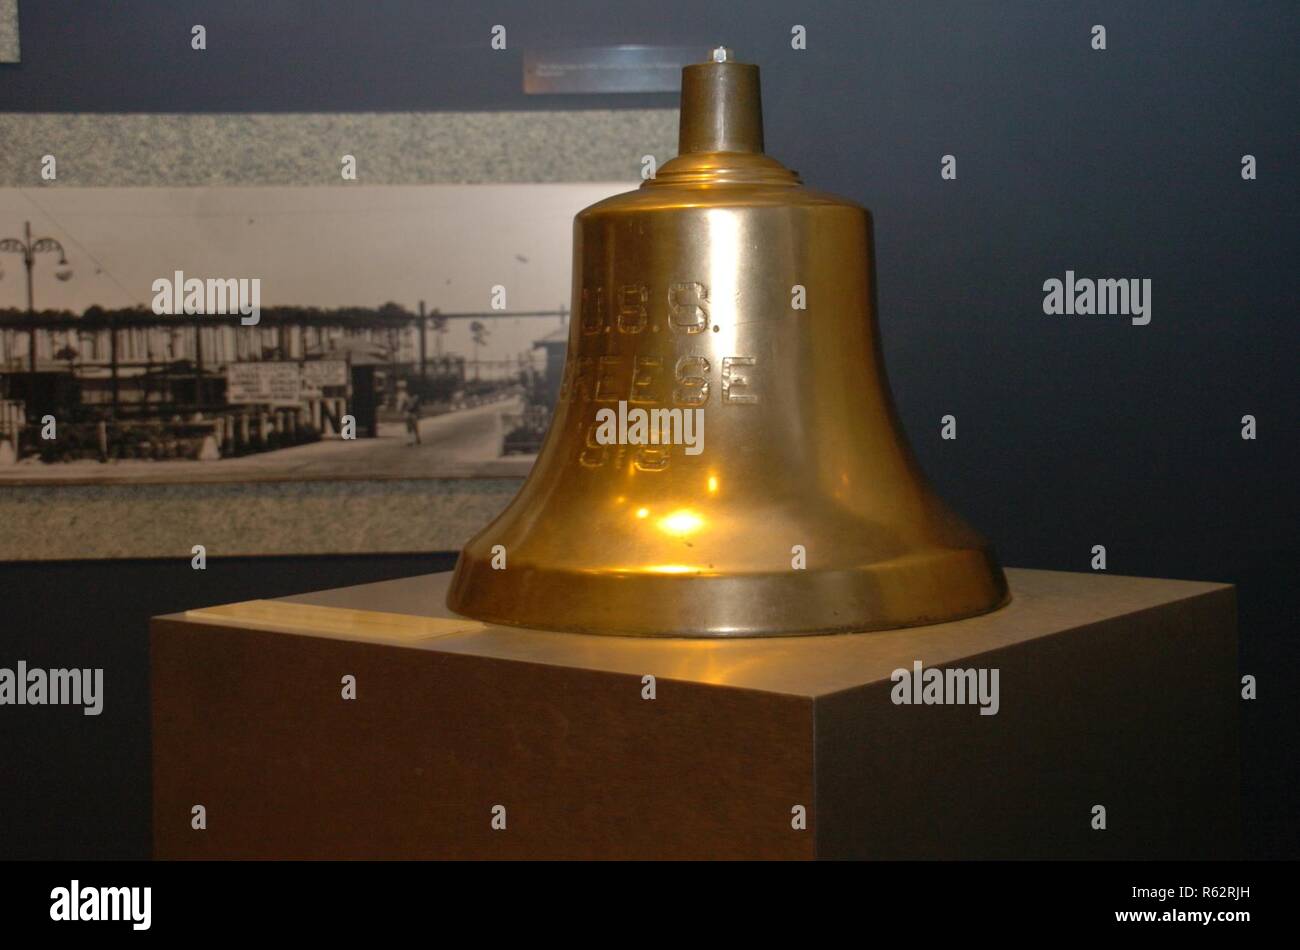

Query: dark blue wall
<box><xmin>1</xmin><ymin>1</ymin><xmax>1295</xmax><ymax>858</ymax></box>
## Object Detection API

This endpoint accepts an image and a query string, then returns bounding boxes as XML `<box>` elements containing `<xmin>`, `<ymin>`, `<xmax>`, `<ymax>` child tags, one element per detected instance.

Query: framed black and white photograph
<box><xmin>0</xmin><ymin>183</ymin><xmax>623</xmax><ymax>483</ymax></box>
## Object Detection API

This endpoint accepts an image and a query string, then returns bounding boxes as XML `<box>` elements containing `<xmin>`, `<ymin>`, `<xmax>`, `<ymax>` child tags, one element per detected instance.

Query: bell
<box><xmin>448</xmin><ymin>48</ymin><xmax>1009</xmax><ymax>637</ymax></box>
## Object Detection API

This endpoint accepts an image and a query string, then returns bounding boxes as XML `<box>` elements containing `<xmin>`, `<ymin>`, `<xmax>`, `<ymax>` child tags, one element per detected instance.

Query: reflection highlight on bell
<box><xmin>705</xmin><ymin>207</ymin><xmax>741</xmax><ymax>355</ymax></box>
<box><xmin>657</xmin><ymin>509</ymin><xmax>704</xmax><ymax>537</ymax></box>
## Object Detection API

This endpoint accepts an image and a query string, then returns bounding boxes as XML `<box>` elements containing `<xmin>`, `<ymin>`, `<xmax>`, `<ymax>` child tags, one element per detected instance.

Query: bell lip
<box><xmin>445</xmin><ymin>555</ymin><xmax>1011</xmax><ymax>639</ymax></box>
<box><xmin>445</xmin><ymin>586</ymin><xmax>1012</xmax><ymax>640</ymax></box>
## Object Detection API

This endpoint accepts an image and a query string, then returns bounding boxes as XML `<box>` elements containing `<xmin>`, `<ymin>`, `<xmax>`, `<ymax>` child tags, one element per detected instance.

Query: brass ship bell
<box><xmin>448</xmin><ymin>49</ymin><xmax>1008</xmax><ymax>637</ymax></box>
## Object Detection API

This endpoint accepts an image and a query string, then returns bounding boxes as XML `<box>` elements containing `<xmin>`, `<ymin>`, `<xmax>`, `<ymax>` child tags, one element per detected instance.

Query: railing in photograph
<box><xmin>7</xmin><ymin>399</ymin><xmax>351</xmax><ymax>464</ymax></box>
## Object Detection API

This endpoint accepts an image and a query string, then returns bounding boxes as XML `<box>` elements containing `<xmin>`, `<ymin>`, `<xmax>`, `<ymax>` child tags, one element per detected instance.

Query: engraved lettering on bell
<box><xmin>672</xmin><ymin>355</ymin><xmax>710</xmax><ymax>407</ymax></box>
<box><xmin>668</xmin><ymin>281</ymin><xmax>710</xmax><ymax>332</ymax></box>
<box><xmin>447</xmin><ymin>50</ymin><xmax>1009</xmax><ymax>637</ymax></box>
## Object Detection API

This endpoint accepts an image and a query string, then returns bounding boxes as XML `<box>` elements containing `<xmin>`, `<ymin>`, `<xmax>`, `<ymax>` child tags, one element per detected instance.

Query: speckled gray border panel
<box><xmin>0</xmin><ymin>0</ymin><xmax>17</xmax><ymax>63</ymax></box>
<box><xmin>0</xmin><ymin>478</ymin><xmax>519</xmax><ymax>561</ymax></box>
<box><xmin>0</xmin><ymin>106</ymin><xmax>675</xmax><ymax>559</ymax></box>
<box><xmin>0</xmin><ymin>110</ymin><xmax>678</xmax><ymax>185</ymax></box>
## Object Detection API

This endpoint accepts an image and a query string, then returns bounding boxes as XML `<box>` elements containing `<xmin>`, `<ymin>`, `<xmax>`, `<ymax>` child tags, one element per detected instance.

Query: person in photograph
<box><xmin>403</xmin><ymin>388</ymin><xmax>423</xmax><ymax>446</ymax></box>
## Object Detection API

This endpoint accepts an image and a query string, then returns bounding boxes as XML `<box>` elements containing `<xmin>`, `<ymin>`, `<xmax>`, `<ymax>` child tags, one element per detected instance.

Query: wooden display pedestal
<box><xmin>152</xmin><ymin>569</ymin><xmax>1238</xmax><ymax>859</ymax></box>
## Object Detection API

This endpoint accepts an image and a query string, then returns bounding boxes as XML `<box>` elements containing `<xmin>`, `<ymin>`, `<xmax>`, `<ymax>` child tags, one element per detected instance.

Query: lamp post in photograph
<box><xmin>0</xmin><ymin>220</ymin><xmax>73</xmax><ymax>416</ymax></box>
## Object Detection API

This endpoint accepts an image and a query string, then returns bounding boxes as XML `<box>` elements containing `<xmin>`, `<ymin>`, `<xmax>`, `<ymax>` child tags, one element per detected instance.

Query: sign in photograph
<box><xmin>226</xmin><ymin>362</ymin><xmax>303</xmax><ymax>406</ymax></box>
<box><xmin>300</xmin><ymin>360</ymin><xmax>348</xmax><ymax>396</ymax></box>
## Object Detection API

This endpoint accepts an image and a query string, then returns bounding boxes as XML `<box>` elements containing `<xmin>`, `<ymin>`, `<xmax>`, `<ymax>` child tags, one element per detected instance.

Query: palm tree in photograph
<box><xmin>470</xmin><ymin>320</ymin><xmax>489</xmax><ymax>380</ymax></box>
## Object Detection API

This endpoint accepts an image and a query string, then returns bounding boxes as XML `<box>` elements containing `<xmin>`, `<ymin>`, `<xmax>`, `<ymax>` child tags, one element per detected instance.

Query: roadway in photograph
<box><xmin>0</xmin><ymin>394</ymin><xmax>536</xmax><ymax>484</ymax></box>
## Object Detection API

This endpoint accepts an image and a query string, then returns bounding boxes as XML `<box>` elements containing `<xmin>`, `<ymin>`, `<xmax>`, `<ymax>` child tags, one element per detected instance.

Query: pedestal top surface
<box><xmin>165</xmin><ymin>568</ymin><xmax>1230</xmax><ymax>699</ymax></box>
